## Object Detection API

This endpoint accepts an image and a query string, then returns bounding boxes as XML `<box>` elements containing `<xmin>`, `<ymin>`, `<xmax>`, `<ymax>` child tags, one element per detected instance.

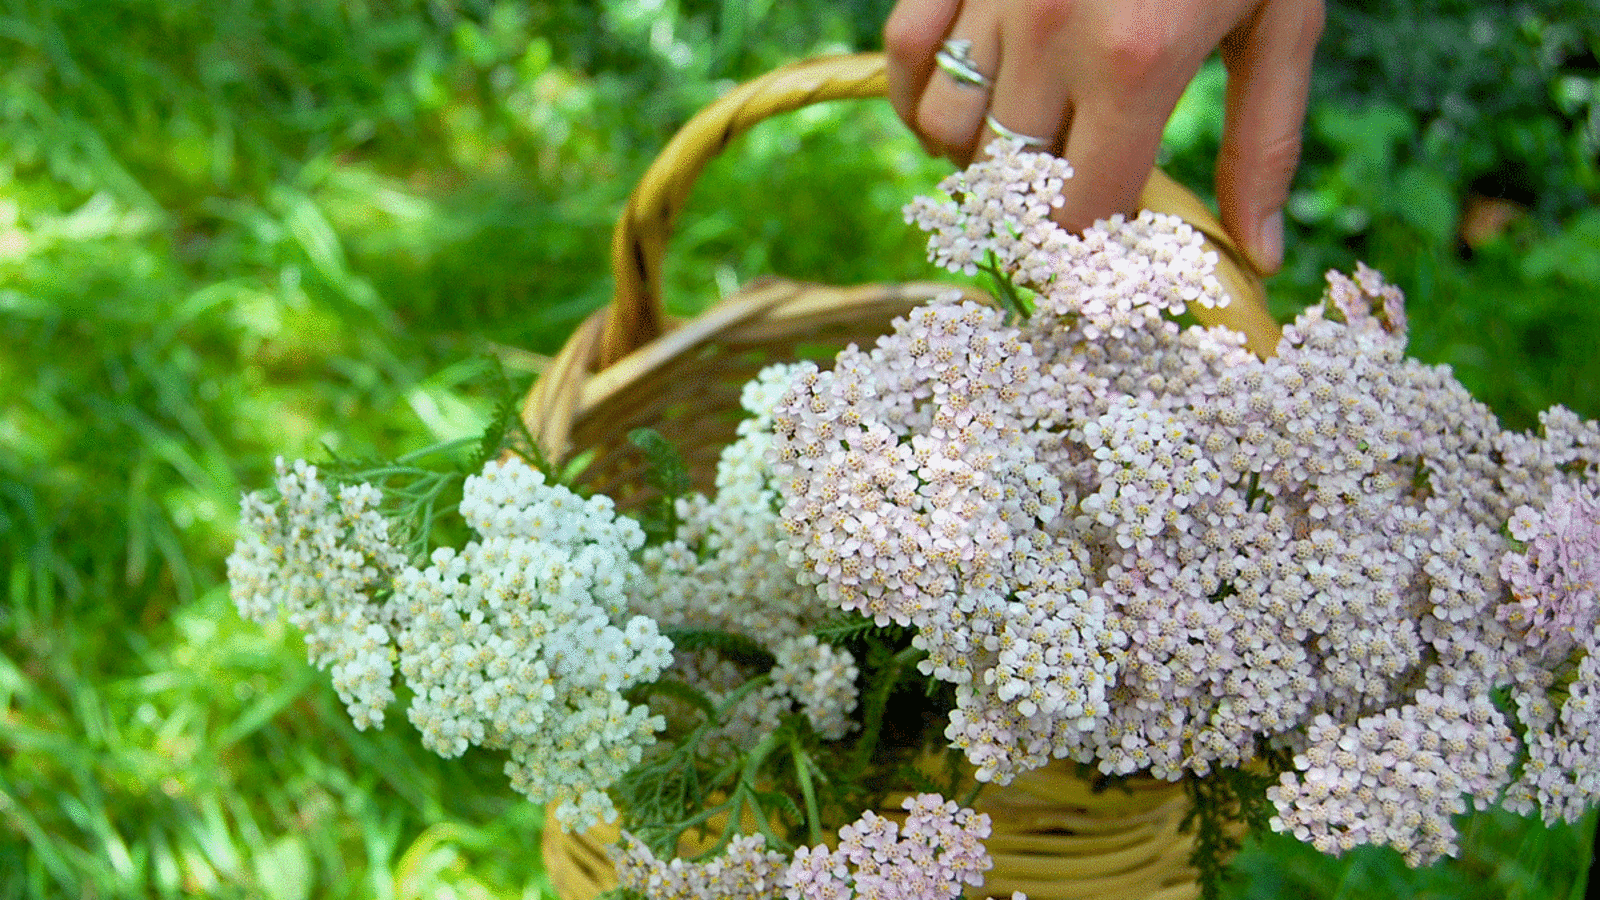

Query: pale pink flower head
<box><xmin>1324</xmin><ymin>261</ymin><xmax>1408</xmax><ymax>338</ymax></box>
<box><xmin>782</xmin><ymin>795</ymin><xmax>997</xmax><ymax>900</ymax></box>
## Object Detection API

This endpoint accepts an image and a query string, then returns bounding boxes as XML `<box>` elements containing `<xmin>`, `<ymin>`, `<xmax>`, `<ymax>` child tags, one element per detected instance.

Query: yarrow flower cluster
<box><xmin>1499</xmin><ymin>481</ymin><xmax>1600</xmax><ymax>654</ymax></box>
<box><xmin>903</xmin><ymin>138</ymin><xmax>1224</xmax><ymax>325</ymax></box>
<box><xmin>1495</xmin><ymin>479</ymin><xmax>1600</xmax><ymax>829</ymax></box>
<box><xmin>391</xmin><ymin>457</ymin><xmax>672</xmax><ymax>830</ymax></box>
<box><xmin>614</xmin><ymin>833</ymin><xmax>791</xmax><ymax>900</ymax></box>
<box><xmin>611</xmin><ymin>794</ymin><xmax>1003</xmax><ymax>900</ymax></box>
<box><xmin>229</xmin><ymin>455</ymin><xmax>672</xmax><ymax>831</ymax></box>
<box><xmin>227</xmin><ymin>367</ymin><xmax>864</xmax><ymax>837</ymax></box>
<box><xmin>769</xmin><ymin>138</ymin><xmax>1600</xmax><ymax>864</ymax></box>
<box><xmin>228</xmin><ymin>458</ymin><xmax>406</xmax><ymax>730</ymax></box>
<box><xmin>784</xmin><ymin>794</ymin><xmax>998</xmax><ymax>900</ymax></box>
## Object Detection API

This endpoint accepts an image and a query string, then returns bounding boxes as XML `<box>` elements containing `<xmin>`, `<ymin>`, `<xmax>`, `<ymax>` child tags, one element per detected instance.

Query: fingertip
<box><xmin>1217</xmin><ymin>0</ymin><xmax>1323</xmax><ymax>272</ymax></box>
<box><xmin>1054</xmin><ymin>113</ymin><xmax>1164</xmax><ymax>235</ymax></box>
<box><xmin>1048</xmin><ymin>196</ymin><xmax>1103</xmax><ymax>236</ymax></box>
<box><xmin>1247</xmin><ymin>208</ymin><xmax>1285</xmax><ymax>275</ymax></box>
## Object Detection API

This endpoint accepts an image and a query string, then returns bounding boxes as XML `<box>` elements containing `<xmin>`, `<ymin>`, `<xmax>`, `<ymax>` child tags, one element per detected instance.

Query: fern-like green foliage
<box><xmin>616</xmin><ymin>676</ymin><xmax>807</xmax><ymax>857</ymax></box>
<box><xmin>628</xmin><ymin>427</ymin><xmax>693</xmax><ymax>545</ymax></box>
<box><xmin>611</xmin><ymin>608</ymin><xmax>971</xmax><ymax>868</ymax></box>
<box><xmin>1182</xmin><ymin>749</ymin><xmax>1294</xmax><ymax>900</ymax></box>
<box><xmin>315</xmin><ymin>362</ymin><xmax>540</xmax><ymax>561</ymax></box>
<box><xmin>661</xmin><ymin>627</ymin><xmax>776</xmax><ymax>670</ymax></box>
<box><xmin>810</xmin><ymin>613</ymin><xmax>892</xmax><ymax>645</ymax></box>
<box><xmin>981</xmin><ymin>249</ymin><xmax>1034</xmax><ymax>322</ymax></box>
<box><xmin>471</xmin><ymin>366</ymin><xmax>544</xmax><ymax>474</ymax></box>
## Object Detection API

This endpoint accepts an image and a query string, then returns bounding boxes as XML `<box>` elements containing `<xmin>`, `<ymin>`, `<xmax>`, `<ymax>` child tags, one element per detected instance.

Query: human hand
<box><xmin>884</xmin><ymin>0</ymin><xmax>1325</xmax><ymax>274</ymax></box>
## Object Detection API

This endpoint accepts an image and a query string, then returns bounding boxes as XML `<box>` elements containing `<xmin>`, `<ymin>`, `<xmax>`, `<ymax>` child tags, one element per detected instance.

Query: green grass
<box><xmin>1</xmin><ymin>1</ymin><xmax>1596</xmax><ymax>898</ymax></box>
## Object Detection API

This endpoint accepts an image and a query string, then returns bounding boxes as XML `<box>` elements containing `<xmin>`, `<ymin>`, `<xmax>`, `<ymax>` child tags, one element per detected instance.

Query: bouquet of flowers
<box><xmin>229</xmin><ymin>139</ymin><xmax>1599</xmax><ymax>900</ymax></box>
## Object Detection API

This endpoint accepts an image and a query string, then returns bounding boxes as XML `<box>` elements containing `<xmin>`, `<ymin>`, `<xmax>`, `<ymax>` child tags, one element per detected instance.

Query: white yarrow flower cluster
<box><xmin>230</xmin><ymin>455</ymin><xmax>673</xmax><ymax>833</ymax></box>
<box><xmin>228</xmin><ymin>458</ymin><xmax>406</xmax><ymax>730</ymax></box>
<box><xmin>772</xmin><ymin>139</ymin><xmax>1600</xmax><ymax>863</ymax></box>
<box><xmin>392</xmin><ymin>456</ymin><xmax>671</xmax><ymax>831</ymax></box>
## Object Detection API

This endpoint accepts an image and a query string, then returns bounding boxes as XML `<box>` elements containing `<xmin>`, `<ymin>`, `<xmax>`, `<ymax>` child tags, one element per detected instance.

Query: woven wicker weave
<box><xmin>522</xmin><ymin>52</ymin><xmax>1281</xmax><ymax>900</ymax></box>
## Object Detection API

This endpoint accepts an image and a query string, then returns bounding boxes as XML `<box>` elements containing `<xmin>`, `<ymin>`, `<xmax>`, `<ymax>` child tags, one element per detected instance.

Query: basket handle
<box><xmin>605</xmin><ymin>52</ymin><xmax>1280</xmax><ymax>367</ymax></box>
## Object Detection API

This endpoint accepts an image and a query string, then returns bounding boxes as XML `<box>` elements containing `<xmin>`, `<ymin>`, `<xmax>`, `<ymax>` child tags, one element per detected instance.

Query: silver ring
<box><xmin>985</xmin><ymin>115</ymin><xmax>1052</xmax><ymax>150</ymax></box>
<box><xmin>935</xmin><ymin>39</ymin><xmax>991</xmax><ymax>89</ymax></box>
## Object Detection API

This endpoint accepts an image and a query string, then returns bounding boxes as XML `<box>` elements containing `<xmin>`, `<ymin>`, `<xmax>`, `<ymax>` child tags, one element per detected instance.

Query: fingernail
<box><xmin>1250</xmin><ymin>209</ymin><xmax>1284</xmax><ymax>275</ymax></box>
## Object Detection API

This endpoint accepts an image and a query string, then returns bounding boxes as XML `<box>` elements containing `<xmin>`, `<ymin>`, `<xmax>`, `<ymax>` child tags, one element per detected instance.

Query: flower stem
<box><xmin>981</xmin><ymin>252</ymin><xmax>1029</xmax><ymax>322</ymax></box>
<box><xmin>791</xmin><ymin>737</ymin><xmax>826</xmax><ymax>847</ymax></box>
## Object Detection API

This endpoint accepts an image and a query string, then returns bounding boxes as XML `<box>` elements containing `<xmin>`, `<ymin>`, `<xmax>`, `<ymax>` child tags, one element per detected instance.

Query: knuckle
<box><xmin>1247</xmin><ymin>0</ymin><xmax>1326</xmax><ymax>56</ymax></box>
<box><xmin>883</xmin><ymin>6</ymin><xmax>943</xmax><ymax>64</ymax></box>
<box><xmin>1223</xmin><ymin>131</ymin><xmax>1304</xmax><ymax>204</ymax></box>
<box><xmin>1016</xmin><ymin>0</ymin><xmax>1080</xmax><ymax>43</ymax></box>
<box><xmin>1256</xmin><ymin>131</ymin><xmax>1306</xmax><ymax>176</ymax></box>
<box><xmin>1097</xmin><ymin>17</ymin><xmax>1178</xmax><ymax>92</ymax></box>
<box><xmin>1259</xmin><ymin>143</ymin><xmax>1305</xmax><ymax>199</ymax></box>
<box><xmin>917</xmin><ymin>108</ymin><xmax>971</xmax><ymax>154</ymax></box>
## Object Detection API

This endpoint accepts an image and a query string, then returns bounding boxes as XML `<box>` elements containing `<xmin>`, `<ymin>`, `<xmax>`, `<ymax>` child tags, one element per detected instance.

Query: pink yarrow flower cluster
<box><xmin>611</xmin><ymin>795</ymin><xmax>1012</xmax><ymax>900</ymax></box>
<box><xmin>769</xmin><ymin>138</ymin><xmax>1600</xmax><ymax>865</ymax></box>
<box><xmin>613</xmin><ymin>833</ymin><xmax>790</xmax><ymax>900</ymax></box>
<box><xmin>786</xmin><ymin>794</ymin><xmax>999</xmax><ymax>900</ymax></box>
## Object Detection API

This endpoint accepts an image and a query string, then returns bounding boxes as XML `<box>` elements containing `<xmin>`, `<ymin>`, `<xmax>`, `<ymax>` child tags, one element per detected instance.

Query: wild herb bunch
<box><xmin>228</xmin><ymin>139</ymin><xmax>1599</xmax><ymax>900</ymax></box>
<box><xmin>228</xmin><ymin>452</ymin><xmax>675</xmax><ymax>832</ymax></box>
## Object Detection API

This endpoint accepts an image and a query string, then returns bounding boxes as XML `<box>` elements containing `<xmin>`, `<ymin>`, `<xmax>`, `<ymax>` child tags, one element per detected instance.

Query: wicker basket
<box><xmin>522</xmin><ymin>53</ymin><xmax>1281</xmax><ymax>900</ymax></box>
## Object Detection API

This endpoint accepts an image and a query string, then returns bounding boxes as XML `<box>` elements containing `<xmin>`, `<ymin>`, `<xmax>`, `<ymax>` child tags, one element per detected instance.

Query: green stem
<box><xmin>981</xmin><ymin>252</ymin><xmax>1029</xmax><ymax>322</ymax></box>
<box><xmin>349</xmin><ymin>463</ymin><xmax>460</xmax><ymax>483</ymax></box>
<box><xmin>850</xmin><ymin>644</ymin><xmax>927</xmax><ymax>772</ymax></box>
<box><xmin>791</xmin><ymin>737</ymin><xmax>826</xmax><ymax>847</ymax></box>
<box><xmin>714</xmin><ymin>674</ymin><xmax>774</xmax><ymax>723</ymax></box>
<box><xmin>740</xmin><ymin>730</ymin><xmax>784</xmax><ymax>788</ymax></box>
<box><xmin>709</xmin><ymin>783</ymin><xmax>789</xmax><ymax>855</ymax></box>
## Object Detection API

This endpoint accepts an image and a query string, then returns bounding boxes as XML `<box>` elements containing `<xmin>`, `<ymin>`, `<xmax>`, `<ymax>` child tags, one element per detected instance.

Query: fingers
<box><xmin>1053</xmin><ymin>99</ymin><xmax>1171</xmax><ymax>234</ymax></box>
<box><xmin>885</xmin><ymin>0</ymin><xmax>968</xmax><ymax>154</ymax></box>
<box><xmin>984</xmin><ymin>0</ymin><xmax>1226</xmax><ymax>234</ymax></box>
<box><xmin>981</xmin><ymin>19</ymin><xmax>1074</xmax><ymax>159</ymax></box>
<box><xmin>913</xmin><ymin>5</ymin><xmax>1004</xmax><ymax>164</ymax></box>
<box><xmin>1216</xmin><ymin>0</ymin><xmax>1325</xmax><ymax>274</ymax></box>
<box><xmin>888</xmin><ymin>0</ymin><xmax>1322</xmax><ymax>256</ymax></box>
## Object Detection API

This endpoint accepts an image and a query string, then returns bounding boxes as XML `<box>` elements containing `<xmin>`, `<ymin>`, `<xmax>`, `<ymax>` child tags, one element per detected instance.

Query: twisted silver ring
<box><xmin>934</xmin><ymin>39</ymin><xmax>991</xmax><ymax>89</ymax></box>
<box><xmin>986</xmin><ymin>115</ymin><xmax>1052</xmax><ymax>150</ymax></box>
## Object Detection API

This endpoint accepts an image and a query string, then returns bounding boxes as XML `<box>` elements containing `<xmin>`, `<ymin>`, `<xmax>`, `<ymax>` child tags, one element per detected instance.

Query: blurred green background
<box><xmin>1</xmin><ymin>1</ymin><xmax>1597</xmax><ymax>897</ymax></box>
